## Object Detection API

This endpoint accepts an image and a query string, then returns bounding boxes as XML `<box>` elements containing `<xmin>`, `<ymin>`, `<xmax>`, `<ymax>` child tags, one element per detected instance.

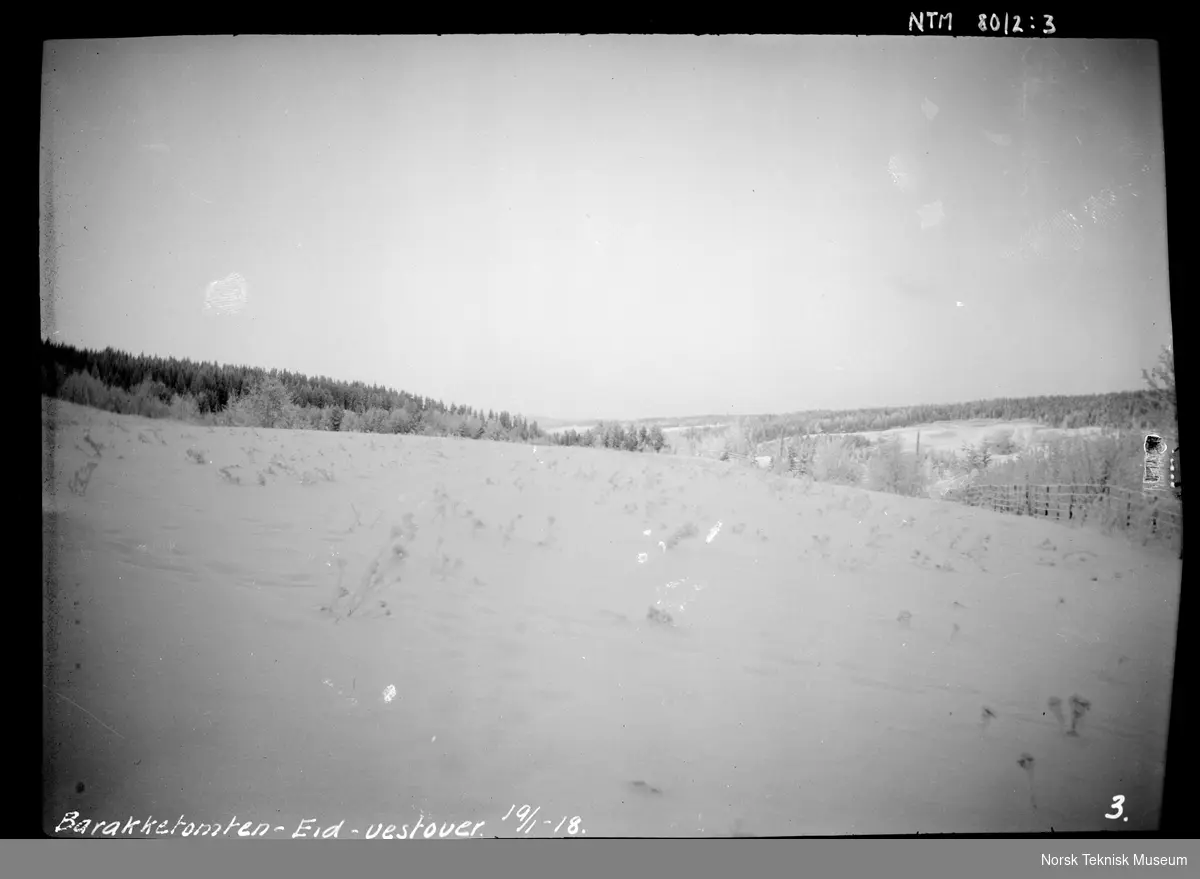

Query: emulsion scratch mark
<box><xmin>917</xmin><ymin>200</ymin><xmax>945</xmax><ymax>230</ymax></box>
<box><xmin>179</xmin><ymin>183</ymin><xmax>214</xmax><ymax>205</ymax></box>
<box><xmin>204</xmin><ymin>273</ymin><xmax>248</xmax><ymax>317</ymax></box>
<box><xmin>44</xmin><ymin>685</ymin><xmax>125</xmax><ymax>739</ymax></box>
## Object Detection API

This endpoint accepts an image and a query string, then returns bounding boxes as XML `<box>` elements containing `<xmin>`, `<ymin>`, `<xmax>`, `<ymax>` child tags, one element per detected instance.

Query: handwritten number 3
<box><xmin>1105</xmin><ymin>795</ymin><xmax>1125</xmax><ymax>820</ymax></box>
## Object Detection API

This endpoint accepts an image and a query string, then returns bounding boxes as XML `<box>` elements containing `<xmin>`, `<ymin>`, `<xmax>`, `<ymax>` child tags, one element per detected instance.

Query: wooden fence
<box><xmin>778</xmin><ymin>457</ymin><xmax>1181</xmax><ymax>553</ymax></box>
<box><xmin>728</xmin><ymin>454</ymin><xmax>1181</xmax><ymax>554</ymax></box>
<box><xmin>942</xmin><ymin>482</ymin><xmax>1182</xmax><ymax>552</ymax></box>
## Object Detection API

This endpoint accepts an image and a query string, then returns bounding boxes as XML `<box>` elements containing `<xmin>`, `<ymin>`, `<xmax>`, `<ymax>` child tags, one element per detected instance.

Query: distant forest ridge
<box><xmin>40</xmin><ymin>338</ymin><xmax>544</xmax><ymax>441</ymax></box>
<box><xmin>551</xmin><ymin>386</ymin><xmax>1170</xmax><ymax>441</ymax></box>
<box><xmin>41</xmin><ymin>338</ymin><xmax>1173</xmax><ymax>442</ymax></box>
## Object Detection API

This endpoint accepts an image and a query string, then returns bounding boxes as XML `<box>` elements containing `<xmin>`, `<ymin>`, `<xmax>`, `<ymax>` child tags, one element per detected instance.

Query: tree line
<box><xmin>551</xmin><ymin>422</ymin><xmax>668</xmax><ymax>453</ymax></box>
<box><xmin>674</xmin><ymin>387</ymin><xmax>1174</xmax><ymax>449</ymax></box>
<box><xmin>41</xmin><ymin>338</ymin><xmax>544</xmax><ymax>442</ymax></box>
<box><xmin>40</xmin><ymin>337</ymin><xmax>1176</xmax><ymax>460</ymax></box>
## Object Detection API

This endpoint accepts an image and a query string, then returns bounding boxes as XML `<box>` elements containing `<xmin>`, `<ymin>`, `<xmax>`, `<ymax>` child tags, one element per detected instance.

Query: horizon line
<box><xmin>42</xmin><ymin>336</ymin><xmax>1159</xmax><ymax>427</ymax></box>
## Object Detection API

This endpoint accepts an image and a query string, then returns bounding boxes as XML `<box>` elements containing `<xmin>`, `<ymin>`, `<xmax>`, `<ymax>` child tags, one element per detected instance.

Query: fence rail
<box><xmin>778</xmin><ymin>454</ymin><xmax>1182</xmax><ymax>553</ymax></box>
<box><xmin>713</xmin><ymin>445</ymin><xmax>1185</xmax><ymax>555</ymax></box>
<box><xmin>733</xmin><ymin>455</ymin><xmax>1181</xmax><ymax>552</ymax></box>
<box><xmin>942</xmin><ymin>482</ymin><xmax>1181</xmax><ymax>551</ymax></box>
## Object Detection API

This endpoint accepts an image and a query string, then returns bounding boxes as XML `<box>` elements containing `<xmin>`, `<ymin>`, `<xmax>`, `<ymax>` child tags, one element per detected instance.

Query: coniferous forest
<box><xmin>41</xmin><ymin>338</ymin><xmax>543</xmax><ymax>443</ymax></box>
<box><xmin>656</xmin><ymin>386</ymin><xmax>1174</xmax><ymax>449</ymax></box>
<box><xmin>41</xmin><ymin>338</ymin><xmax>1175</xmax><ymax>456</ymax></box>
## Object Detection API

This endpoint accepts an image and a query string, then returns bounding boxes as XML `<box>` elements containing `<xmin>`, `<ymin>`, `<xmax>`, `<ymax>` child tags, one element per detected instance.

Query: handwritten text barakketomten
<box><xmin>54</xmin><ymin>811</ymin><xmax>488</xmax><ymax>839</ymax></box>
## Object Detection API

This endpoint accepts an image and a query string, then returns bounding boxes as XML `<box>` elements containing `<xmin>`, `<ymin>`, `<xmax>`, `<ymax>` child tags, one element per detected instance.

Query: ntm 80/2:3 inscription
<box><xmin>979</xmin><ymin>13</ymin><xmax>1057</xmax><ymax>34</ymax></box>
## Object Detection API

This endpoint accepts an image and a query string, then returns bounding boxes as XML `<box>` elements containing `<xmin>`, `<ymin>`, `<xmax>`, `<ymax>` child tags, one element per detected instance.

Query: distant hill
<box><xmin>43</xmin><ymin>337</ymin><xmax>1173</xmax><ymax>451</ymax></box>
<box><xmin>41</xmin><ymin>338</ymin><xmax>546</xmax><ymax>443</ymax></box>
<box><xmin>563</xmin><ymin>389</ymin><xmax>1171</xmax><ymax>443</ymax></box>
<box><xmin>527</xmin><ymin>416</ymin><xmax>587</xmax><ymax>430</ymax></box>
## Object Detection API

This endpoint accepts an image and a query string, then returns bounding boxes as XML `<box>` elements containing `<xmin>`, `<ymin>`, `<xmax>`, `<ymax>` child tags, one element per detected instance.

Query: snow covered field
<box><xmin>43</xmin><ymin>401</ymin><xmax>1178</xmax><ymax>837</ymax></box>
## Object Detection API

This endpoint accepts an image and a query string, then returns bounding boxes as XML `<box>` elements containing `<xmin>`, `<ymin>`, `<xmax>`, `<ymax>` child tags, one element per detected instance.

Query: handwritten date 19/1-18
<box><xmin>500</xmin><ymin>804</ymin><xmax>585</xmax><ymax>836</ymax></box>
<box><xmin>978</xmin><ymin>13</ymin><xmax>1057</xmax><ymax>34</ymax></box>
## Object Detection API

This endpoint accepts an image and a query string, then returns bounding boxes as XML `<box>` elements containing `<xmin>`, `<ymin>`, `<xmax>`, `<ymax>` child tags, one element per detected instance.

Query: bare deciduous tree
<box><xmin>1142</xmin><ymin>341</ymin><xmax>1176</xmax><ymax>428</ymax></box>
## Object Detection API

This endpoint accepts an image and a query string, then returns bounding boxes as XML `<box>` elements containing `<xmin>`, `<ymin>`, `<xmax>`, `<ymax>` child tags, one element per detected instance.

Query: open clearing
<box><xmin>43</xmin><ymin>401</ymin><xmax>1178</xmax><ymax>836</ymax></box>
<box><xmin>857</xmin><ymin>420</ymin><xmax>1114</xmax><ymax>455</ymax></box>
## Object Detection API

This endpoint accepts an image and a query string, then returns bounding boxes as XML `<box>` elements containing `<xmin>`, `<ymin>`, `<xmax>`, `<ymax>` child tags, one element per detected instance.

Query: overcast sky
<box><xmin>41</xmin><ymin>36</ymin><xmax>1169</xmax><ymax>422</ymax></box>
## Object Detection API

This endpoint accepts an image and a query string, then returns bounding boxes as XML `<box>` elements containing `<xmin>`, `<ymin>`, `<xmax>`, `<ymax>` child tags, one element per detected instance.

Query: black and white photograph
<box><xmin>41</xmin><ymin>35</ymin><xmax>1177</xmax><ymax>838</ymax></box>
